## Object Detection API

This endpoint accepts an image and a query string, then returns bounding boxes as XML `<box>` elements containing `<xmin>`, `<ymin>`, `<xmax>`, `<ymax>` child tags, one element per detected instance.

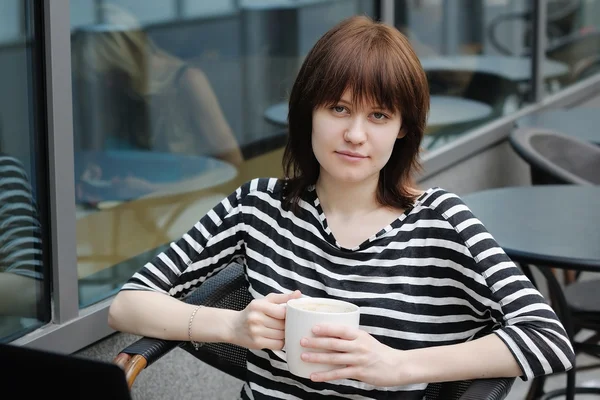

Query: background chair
<box><xmin>509</xmin><ymin>127</ymin><xmax>600</xmax><ymax>399</ymax></box>
<box><xmin>509</xmin><ymin>127</ymin><xmax>600</xmax><ymax>186</ymax></box>
<box><xmin>113</xmin><ymin>262</ymin><xmax>515</xmax><ymax>400</ymax></box>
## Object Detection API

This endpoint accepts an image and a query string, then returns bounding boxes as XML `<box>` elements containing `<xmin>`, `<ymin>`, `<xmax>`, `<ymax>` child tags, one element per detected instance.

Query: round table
<box><xmin>462</xmin><ymin>185</ymin><xmax>600</xmax><ymax>272</ymax></box>
<box><xmin>265</xmin><ymin>95</ymin><xmax>494</xmax><ymax>129</ymax></box>
<box><xmin>427</xmin><ymin>95</ymin><xmax>493</xmax><ymax>127</ymax></box>
<box><xmin>420</xmin><ymin>55</ymin><xmax>569</xmax><ymax>82</ymax></box>
<box><xmin>74</xmin><ymin>150</ymin><xmax>237</xmax><ymax>218</ymax></box>
<box><xmin>516</xmin><ymin>108</ymin><xmax>600</xmax><ymax>145</ymax></box>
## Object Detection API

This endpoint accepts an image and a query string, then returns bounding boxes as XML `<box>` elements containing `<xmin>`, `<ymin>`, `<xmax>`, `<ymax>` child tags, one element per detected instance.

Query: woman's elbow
<box><xmin>107</xmin><ymin>291</ymin><xmax>133</xmax><ymax>331</ymax></box>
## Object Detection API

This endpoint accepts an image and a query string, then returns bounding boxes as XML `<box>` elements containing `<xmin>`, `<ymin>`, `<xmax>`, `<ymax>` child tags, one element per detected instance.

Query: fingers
<box><xmin>265</xmin><ymin>290</ymin><xmax>302</xmax><ymax>305</ymax></box>
<box><xmin>255</xmin><ymin>326</ymin><xmax>285</xmax><ymax>341</ymax></box>
<box><xmin>301</xmin><ymin>350</ymin><xmax>358</xmax><ymax>366</ymax></box>
<box><xmin>312</xmin><ymin>324</ymin><xmax>360</xmax><ymax>340</ymax></box>
<box><xmin>261</xmin><ymin>316</ymin><xmax>285</xmax><ymax>330</ymax></box>
<box><xmin>245</xmin><ymin>304</ymin><xmax>285</xmax><ymax>330</ymax></box>
<box><xmin>309</xmin><ymin>366</ymin><xmax>359</xmax><ymax>382</ymax></box>
<box><xmin>262</xmin><ymin>290</ymin><xmax>302</xmax><ymax>319</ymax></box>
<box><xmin>300</xmin><ymin>336</ymin><xmax>354</xmax><ymax>353</ymax></box>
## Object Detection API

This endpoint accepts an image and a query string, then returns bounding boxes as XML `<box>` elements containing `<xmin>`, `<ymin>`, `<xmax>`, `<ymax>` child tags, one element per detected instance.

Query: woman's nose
<box><xmin>344</xmin><ymin>118</ymin><xmax>367</xmax><ymax>144</ymax></box>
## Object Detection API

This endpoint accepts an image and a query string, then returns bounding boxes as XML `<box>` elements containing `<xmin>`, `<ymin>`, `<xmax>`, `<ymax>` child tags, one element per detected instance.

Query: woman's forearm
<box><xmin>393</xmin><ymin>333</ymin><xmax>522</xmax><ymax>385</ymax></box>
<box><xmin>108</xmin><ymin>290</ymin><xmax>236</xmax><ymax>344</ymax></box>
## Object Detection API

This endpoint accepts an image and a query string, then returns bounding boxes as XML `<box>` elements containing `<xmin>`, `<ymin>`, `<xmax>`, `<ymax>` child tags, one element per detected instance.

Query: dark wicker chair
<box><xmin>113</xmin><ymin>263</ymin><xmax>515</xmax><ymax>399</ymax></box>
<box><xmin>509</xmin><ymin>127</ymin><xmax>600</xmax><ymax>186</ymax></box>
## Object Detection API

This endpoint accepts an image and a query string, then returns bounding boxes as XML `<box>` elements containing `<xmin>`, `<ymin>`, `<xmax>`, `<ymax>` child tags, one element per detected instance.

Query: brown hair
<box><xmin>282</xmin><ymin>15</ymin><xmax>429</xmax><ymax>211</ymax></box>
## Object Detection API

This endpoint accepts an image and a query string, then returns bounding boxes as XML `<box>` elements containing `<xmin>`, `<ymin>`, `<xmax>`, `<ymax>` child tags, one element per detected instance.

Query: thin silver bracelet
<box><xmin>188</xmin><ymin>305</ymin><xmax>204</xmax><ymax>351</ymax></box>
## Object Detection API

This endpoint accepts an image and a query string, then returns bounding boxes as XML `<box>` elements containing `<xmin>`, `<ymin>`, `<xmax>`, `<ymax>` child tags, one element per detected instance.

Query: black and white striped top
<box><xmin>0</xmin><ymin>154</ymin><xmax>43</xmax><ymax>280</ymax></box>
<box><xmin>122</xmin><ymin>178</ymin><xmax>574</xmax><ymax>399</ymax></box>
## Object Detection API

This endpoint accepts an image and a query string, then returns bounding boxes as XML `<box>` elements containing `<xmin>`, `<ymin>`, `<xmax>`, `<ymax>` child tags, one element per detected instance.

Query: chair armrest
<box><xmin>114</xmin><ymin>336</ymin><xmax>181</xmax><ymax>389</ymax></box>
<box><xmin>112</xmin><ymin>262</ymin><xmax>248</xmax><ymax>389</ymax></box>
<box><xmin>459</xmin><ymin>377</ymin><xmax>516</xmax><ymax>400</ymax></box>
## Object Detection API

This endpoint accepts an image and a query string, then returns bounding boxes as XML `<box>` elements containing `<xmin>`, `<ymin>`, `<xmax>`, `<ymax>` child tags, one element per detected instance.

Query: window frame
<box><xmin>12</xmin><ymin>0</ymin><xmax>600</xmax><ymax>353</ymax></box>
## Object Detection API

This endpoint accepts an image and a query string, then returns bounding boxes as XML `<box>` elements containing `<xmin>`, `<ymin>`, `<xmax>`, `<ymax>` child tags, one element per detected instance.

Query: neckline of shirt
<box><xmin>305</xmin><ymin>186</ymin><xmax>435</xmax><ymax>252</ymax></box>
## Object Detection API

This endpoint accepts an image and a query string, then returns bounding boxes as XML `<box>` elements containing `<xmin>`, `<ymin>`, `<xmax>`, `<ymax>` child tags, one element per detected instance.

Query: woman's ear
<box><xmin>397</xmin><ymin>127</ymin><xmax>407</xmax><ymax>140</ymax></box>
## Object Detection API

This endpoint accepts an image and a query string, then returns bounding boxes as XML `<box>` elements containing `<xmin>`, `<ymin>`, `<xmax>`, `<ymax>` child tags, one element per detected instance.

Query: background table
<box><xmin>265</xmin><ymin>95</ymin><xmax>494</xmax><ymax>130</ymax></box>
<box><xmin>516</xmin><ymin>107</ymin><xmax>600</xmax><ymax>145</ymax></box>
<box><xmin>462</xmin><ymin>185</ymin><xmax>600</xmax><ymax>271</ymax></box>
<box><xmin>420</xmin><ymin>55</ymin><xmax>570</xmax><ymax>83</ymax></box>
<box><xmin>74</xmin><ymin>150</ymin><xmax>237</xmax><ymax>216</ymax></box>
<box><xmin>74</xmin><ymin>146</ymin><xmax>282</xmax><ymax>302</ymax></box>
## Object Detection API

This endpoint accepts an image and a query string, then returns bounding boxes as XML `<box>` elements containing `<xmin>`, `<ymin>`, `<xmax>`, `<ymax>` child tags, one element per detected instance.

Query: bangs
<box><xmin>311</xmin><ymin>34</ymin><xmax>410</xmax><ymax>113</ymax></box>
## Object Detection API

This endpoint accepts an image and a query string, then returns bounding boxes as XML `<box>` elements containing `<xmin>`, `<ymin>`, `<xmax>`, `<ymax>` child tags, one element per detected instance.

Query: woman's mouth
<box><xmin>336</xmin><ymin>151</ymin><xmax>367</xmax><ymax>161</ymax></box>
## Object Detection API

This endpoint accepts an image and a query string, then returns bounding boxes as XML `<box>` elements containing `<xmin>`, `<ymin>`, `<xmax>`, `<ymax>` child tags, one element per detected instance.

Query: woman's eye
<box><xmin>332</xmin><ymin>106</ymin><xmax>346</xmax><ymax>113</ymax></box>
<box><xmin>372</xmin><ymin>112</ymin><xmax>387</xmax><ymax>120</ymax></box>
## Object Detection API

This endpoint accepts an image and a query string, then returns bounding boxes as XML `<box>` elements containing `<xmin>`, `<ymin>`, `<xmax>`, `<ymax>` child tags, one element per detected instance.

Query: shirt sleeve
<box><xmin>442</xmin><ymin>194</ymin><xmax>575</xmax><ymax>381</ymax></box>
<box><xmin>120</xmin><ymin>179</ymin><xmax>256</xmax><ymax>299</ymax></box>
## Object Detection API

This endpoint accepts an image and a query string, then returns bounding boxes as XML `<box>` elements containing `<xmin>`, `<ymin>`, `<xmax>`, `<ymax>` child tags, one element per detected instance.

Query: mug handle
<box><xmin>272</xmin><ymin>302</ymin><xmax>288</xmax><ymax>361</ymax></box>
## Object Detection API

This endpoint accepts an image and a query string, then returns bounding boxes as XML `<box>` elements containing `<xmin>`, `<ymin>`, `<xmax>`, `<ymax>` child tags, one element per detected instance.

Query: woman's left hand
<box><xmin>300</xmin><ymin>324</ymin><xmax>403</xmax><ymax>386</ymax></box>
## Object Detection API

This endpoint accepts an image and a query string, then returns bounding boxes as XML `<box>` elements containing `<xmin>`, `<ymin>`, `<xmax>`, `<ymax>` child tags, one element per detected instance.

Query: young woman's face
<box><xmin>311</xmin><ymin>90</ymin><xmax>404</xmax><ymax>185</ymax></box>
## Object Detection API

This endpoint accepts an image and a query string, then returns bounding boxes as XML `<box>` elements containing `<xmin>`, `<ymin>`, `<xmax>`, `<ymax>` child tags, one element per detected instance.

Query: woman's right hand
<box><xmin>229</xmin><ymin>290</ymin><xmax>302</xmax><ymax>350</ymax></box>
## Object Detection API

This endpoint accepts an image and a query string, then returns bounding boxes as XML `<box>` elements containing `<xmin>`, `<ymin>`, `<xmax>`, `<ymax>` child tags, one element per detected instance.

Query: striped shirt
<box><xmin>122</xmin><ymin>178</ymin><xmax>575</xmax><ymax>399</ymax></box>
<box><xmin>0</xmin><ymin>154</ymin><xmax>43</xmax><ymax>279</ymax></box>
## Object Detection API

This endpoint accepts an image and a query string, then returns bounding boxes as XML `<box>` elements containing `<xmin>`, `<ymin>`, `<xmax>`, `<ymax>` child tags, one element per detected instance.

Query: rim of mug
<box><xmin>286</xmin><ymin>297</ymin><xmax>359</xmax><ymax>314</ymax></box>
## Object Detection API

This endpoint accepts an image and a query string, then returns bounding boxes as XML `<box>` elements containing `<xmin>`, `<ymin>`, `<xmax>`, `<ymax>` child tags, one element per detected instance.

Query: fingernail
<box><xmin>312</xmin><ymin>326</ymin><xmax>320</xmax><ymax>333</ymax></box>
<box><xmin>300</xmin><ymin>338</ymin><xmax>308</xmax><ymax>346</ymax></box>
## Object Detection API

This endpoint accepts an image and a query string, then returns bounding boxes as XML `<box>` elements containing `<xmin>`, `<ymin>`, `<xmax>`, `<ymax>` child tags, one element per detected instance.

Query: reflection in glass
<box><xmin>71</xmin><ymin>0</ymin><xmax>378</xmax><ymax>307</ymax></box>
<box><xmin>542</xmin><ymin>0</ymin><xmax>600</xmax><ymax>88</ymax></box>
<box><xmin>483</xmin><ymin>0</ymin><xmax>600</xmax><ymax>93</ymax></box>
<box><xmin>395</xmin><ymin>0</ymin><xmax>565</xmax><ymax>150</ymax></box>
<box><xmin>0</xmin><ymin>155</ymin><xmax>46</xmax><ymax>342</ymax></box>
<box><xmin>71</xmin><ymin>4</ymin><xmax>244</xmax><ymax>165</ymax></box>
<box><xmin>0</xmin><ymin>0</ymin><xmax>49</xmax><ymax>341</ymax></box>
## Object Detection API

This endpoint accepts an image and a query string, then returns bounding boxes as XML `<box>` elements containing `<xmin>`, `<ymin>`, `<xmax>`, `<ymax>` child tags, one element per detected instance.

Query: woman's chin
<box><xmin>327</xmin><ymin>172</ymin><xmax>378</xmax><ymax>185</ymax></box>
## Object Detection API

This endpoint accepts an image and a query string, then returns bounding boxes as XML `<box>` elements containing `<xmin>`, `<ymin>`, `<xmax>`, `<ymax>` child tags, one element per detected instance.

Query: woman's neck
<box><xmin>315</xmin><ymin>173</ymin><xmax>382</xmax><ymax>219</ymax></box>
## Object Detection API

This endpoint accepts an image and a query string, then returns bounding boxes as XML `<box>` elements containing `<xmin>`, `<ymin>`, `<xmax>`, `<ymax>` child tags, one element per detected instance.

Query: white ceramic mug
<box><xmin>272</xmin><ymin>297</ymin><xmax>360</xmax><ymax>379</ymax></box>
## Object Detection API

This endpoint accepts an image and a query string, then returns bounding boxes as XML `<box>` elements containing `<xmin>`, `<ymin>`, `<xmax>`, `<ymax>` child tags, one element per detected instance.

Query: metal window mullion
<box><xmin>175</xmin><ymin>0</ymin><xmax>184</xmax><ymax>19</ymax></box>
<box><xmin>43</xmin><ymin>0</ymin><xmax>80</xmax><ymax>323</ymax></box>
<box><xmin>381</xmin><ymin>0</ymin><xmax>394</xmax><ymax>25</ymax></box>
<box><xmin>531</xmin><ymin>0</ymin><xmax>547</xmax><ymax>102</ymax></box>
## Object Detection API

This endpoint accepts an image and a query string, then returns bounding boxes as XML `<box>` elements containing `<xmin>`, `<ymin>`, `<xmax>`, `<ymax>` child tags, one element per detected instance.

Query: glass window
<box><xmin>396</xmin><ymin>0</ymin><xmax>548</xmax><ymax>151</ymax></box>
<box><xmin>0</xmin><ymin>0</ymin><xmax>51</xmax><ymax>342</ymax></box>
<box><xmin>70</xmin><ymin>0</ymin><xmax>379</xmax><ymax>308</ymax></box>
<box><xmin>542</xmin><ymin>0</ymin><xmax>600</xmax><ymax>91</ymax></box>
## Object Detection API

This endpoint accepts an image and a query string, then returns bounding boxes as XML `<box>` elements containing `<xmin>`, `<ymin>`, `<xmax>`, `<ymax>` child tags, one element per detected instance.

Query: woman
<box><xmin>108</xmin><ymin>16</ymin><xmax>574</xmax><ymax>399</ymax></box>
